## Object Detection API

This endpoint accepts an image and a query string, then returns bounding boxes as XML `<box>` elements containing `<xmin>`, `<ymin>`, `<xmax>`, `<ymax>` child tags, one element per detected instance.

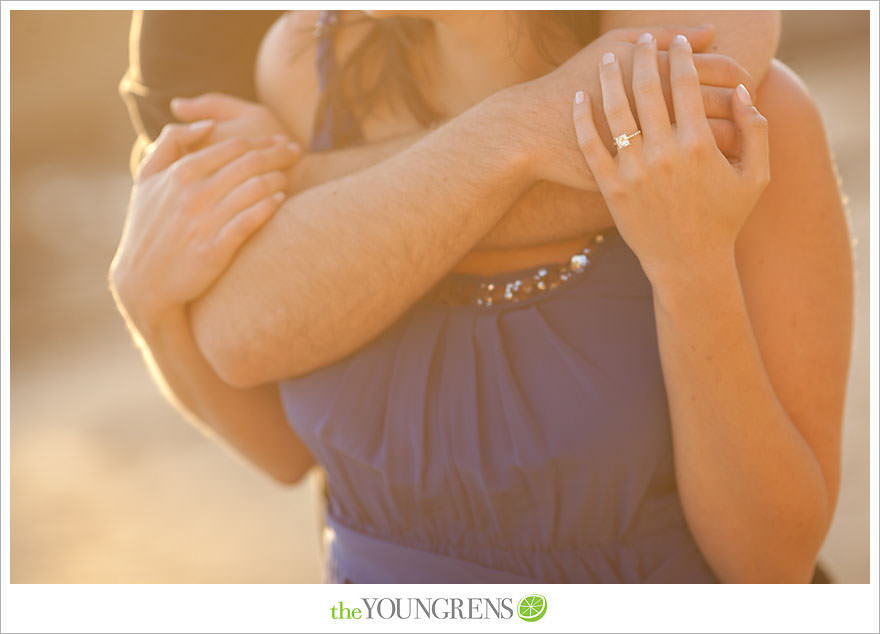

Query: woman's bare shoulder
<box><xmin>255</xmin><ymin>11</ymin><xmax>322</xmax><ymax>144</ymax></box>
<box><xmin>256</xmin><ymin>11</ymin><xmax>376</xmax><ymax>145</ymax></box>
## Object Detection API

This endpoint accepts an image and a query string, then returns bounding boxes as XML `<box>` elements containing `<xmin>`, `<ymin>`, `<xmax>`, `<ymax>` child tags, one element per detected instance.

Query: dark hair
<box><xmin>298</xmin><ymin>11</ymin><xmax>600</xmax><ymax>143</ymax></box>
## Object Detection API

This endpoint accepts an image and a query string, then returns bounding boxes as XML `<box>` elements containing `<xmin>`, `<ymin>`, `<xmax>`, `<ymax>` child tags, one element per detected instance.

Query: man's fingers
<box><xmin>170</xmin><ymin>93</ymin><xmax>250</xmax><ymax>122</ymax></box>
<box><xmin>136</xmin><ymin>120</ymin><xmax>214</xmax><ymax>182</ymax></box>
<box><xmin>693</xmin><ymin>54</ymin><xmax>754</xmax><ymax>93</ymax></box>
<box><xmin>572</xmin><ymin>91</ymin><xmax>617</xmax><ymax>186</ymax></box>
<box><xmin>708</xmin><ymin>119</ymin><xmax>739</xmax><ymax>157</ymax></box>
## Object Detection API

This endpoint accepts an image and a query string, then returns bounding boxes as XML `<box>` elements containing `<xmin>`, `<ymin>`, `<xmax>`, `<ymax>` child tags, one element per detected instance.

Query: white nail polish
<box><xmin>637</xmin><ymin>32</ymin><xmax>654</xmax><ymax>45</ymax></box>
<box><xmin>602</xmin><ymin>52</ymin><xmax>616</xmax><ymax>65</ymax></box>
<box><xmin>736</xmin><ymin>83</ymin><xmax>752</xmax><ymax>105</ymax></box>
<box><xmin>574</xmin><ymin>90</ymin><xmax>585</xmax><ymax>105</ymax></box>
<box><xmin>673</xmin><ymin>34</ymin><xmax>691</xmax><ymax>50</ymax></box>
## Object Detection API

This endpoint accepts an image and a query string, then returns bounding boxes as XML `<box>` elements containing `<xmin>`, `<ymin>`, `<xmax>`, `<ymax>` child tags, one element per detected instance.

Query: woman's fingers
<box><xmin>213</xmin><ymin>192</ymin><xmax>285</xmax><ymax>259</ymax></box>
<box><xmin>572</xmin><ymin>91</ymin><xmax>617</xmax><ymax>187</ymax></box>
<box><xmin>610</xmin><ymin>24</ymin><xmax>716</xmax><ymax>53</ymax></box>
<box><xmin>669</xmin><ymin>34</ymin><xmax>713</xmax><ymax>140</ymax></box>
<box><xmin>202</xmin><ymin>139</ymin><xmax>301</xmax><ymax>200</ymax></box>
<box><xmin>598</xmin><ymin>51</ymin><xmax>642</xmax><ymax>152</ymax></box>
<box><xmin>173</xmin><ymin>136</ymin><xmax>279</xmax><ymax>182</ymax></box>
<box><xmin>137</xmin><ymin>120</ymin><xmax>214</xmax><ymax>182</ymax></box>
<box><xmin>631</xmin><ymin>32</ymin><xmax>671</xmax><ymax>142</ymax></box>
<box><xmin>731</xmin><ymin>84</ymin><xmax>770</xmax><ymax>184</ymax></box>
<box><xmin>212</xmin><ymin>171</ymin><xmax>289</xmax><ymax>224</ymax></box>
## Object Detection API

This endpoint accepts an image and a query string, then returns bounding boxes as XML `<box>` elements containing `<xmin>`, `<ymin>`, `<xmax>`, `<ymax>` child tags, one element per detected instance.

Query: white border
<box><xmin>1</xmin><ymin>2</ymin><xmax>877</xmax><ymax>633</ymax></box>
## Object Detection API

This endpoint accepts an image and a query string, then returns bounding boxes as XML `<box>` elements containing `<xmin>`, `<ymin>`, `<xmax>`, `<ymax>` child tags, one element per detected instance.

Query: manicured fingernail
<box><xmin>673</xmin><ymin>34</ymin><xmax>690</xmax><ymax>50</ymax></box>
<box><xmin>637</xmin><ymin>32</ymin><xmax>654</xmax><ymax>45</ymax></box>
<box><xmin>602</xmin><ymin>52</ymin><xmax>616</xmax><ymax>65</ymax></box>
<box><xmin>736</xmin><ymin>83</ymin><xmax>752</xmax><ymax>105</ymax></box>
<box><xmin>574</xmin><ymin>90</ymin><xmax>585</xmax><ymax>105</ymax></box>
<box><xmin>191</xmin><ymin>119</ymin><xmax>213</xmax><ymax>131</ymax></box>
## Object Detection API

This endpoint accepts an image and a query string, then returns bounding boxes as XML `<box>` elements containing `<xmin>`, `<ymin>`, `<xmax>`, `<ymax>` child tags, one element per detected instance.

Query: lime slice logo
<box><xmin>517</xmin><ymin>594</ymin><xmax>547</xmax><ymax>622</ymax></box>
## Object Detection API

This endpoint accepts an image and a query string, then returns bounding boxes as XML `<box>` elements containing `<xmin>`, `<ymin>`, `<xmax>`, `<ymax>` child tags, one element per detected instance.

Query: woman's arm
<box><xmin>110</xmin><ymin>124</ymin><xmax>315</xmax><ymax>485</ymax></box>
<box><xmin>573</xmin><ymin>35</ymin><xmax>850</xmax><ymax>582</ymax></box>
<box><xmin>655</xmin><ymin>61</ymin><xmax>851</xmax><ymax>583</ymax></box>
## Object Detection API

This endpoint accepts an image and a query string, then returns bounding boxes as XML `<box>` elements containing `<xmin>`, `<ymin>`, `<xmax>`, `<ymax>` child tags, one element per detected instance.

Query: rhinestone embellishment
<box><xmin>423</xmin><ymin>232</ymin><xmax>608</xmax><ymax>308</ymax></box>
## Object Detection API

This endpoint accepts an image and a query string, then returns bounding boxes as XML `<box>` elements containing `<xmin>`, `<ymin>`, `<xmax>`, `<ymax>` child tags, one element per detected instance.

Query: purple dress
<box><xmin>277</xmin><ymin>11</ymin><xmax>719</xmax><ymax>584</ymax></box>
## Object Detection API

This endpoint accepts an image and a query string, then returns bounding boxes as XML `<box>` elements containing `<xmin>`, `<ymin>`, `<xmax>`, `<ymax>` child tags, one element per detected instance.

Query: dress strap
<box><xmin>310</xmin><ymin>10</ymin><xmax>364</xmax><ymax>151</ymax></box>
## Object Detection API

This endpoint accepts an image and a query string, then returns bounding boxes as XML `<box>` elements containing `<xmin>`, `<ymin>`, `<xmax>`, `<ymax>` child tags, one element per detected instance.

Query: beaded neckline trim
<box><xmin>423</xmin><ymin>232</ymin><xmax>607</xmax><ymax>308</ymax></box>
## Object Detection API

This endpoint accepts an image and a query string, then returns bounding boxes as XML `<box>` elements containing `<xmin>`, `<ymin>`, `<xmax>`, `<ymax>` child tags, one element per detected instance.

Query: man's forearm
<box><xmin>291</xmin><ymin>132</ymin><xmax>603</xmax><ymax>251</ymax></box>
<box><xmin>191</xmin><ymin>85</ymin><xmax>542</xmax><ymax>386</ymax></box>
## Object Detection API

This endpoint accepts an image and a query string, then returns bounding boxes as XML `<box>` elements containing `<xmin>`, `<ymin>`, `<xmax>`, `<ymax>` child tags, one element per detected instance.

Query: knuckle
<box><xmin>633</xmin><ymin>77</ymin><xmax>662</xmax><ymax>97</ymax></box>
<box><xmin>680</xmin><ymin>134</ymin><xmax>710</xmax><ymax>156</ymax></box>
<box><xmin>606</xmin><ymin>100</ymin><xmax>631</xmax><ymax>119</ymax></box>
<box><xmin>623</xmin><ymin>165</ymin><xmax>647</xmax><ymax>184</ymax></box>
<box><xmin>604</xmin><ymin>180</ymin><xmax>628</xmax><ymax>202</ymax></box>
<box><xmin>646</xmin><ymin>150</ymin><xmax>674</xmax><ymax>171</ymax></box>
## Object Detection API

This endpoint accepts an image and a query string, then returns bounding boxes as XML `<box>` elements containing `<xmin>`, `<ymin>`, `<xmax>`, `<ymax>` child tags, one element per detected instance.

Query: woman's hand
<box><xmin>571</xmin><ymin>32</ymin><xmax>770</xmax><ymax>285</ymax></box>
<box><xmin>109</xmin><ymin>120</ymin><xmax>302</xmax><ymax>333</ymax></box>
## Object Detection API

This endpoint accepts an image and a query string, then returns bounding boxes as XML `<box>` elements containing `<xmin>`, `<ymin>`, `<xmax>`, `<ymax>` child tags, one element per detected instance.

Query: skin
<box><xmin>573</xmin><ymin>34</ymin><xmax>852</xmax><ymax>582</ymax></box>
<box><xmin>110</xmin><ymin>10</ymin><xmax>852</xmax><ymax>580</ymax></box>
<box><xmin>181</xmin><ymin>14</ymin><xmax>768</xmax><ymax>386</ymax></box>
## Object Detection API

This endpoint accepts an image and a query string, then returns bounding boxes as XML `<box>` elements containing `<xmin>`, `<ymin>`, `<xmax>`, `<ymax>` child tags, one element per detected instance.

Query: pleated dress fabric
<box><xmin>277</xmin><ymin>11</ymin><xmax>719</xmax><ymax>584</ymax></box>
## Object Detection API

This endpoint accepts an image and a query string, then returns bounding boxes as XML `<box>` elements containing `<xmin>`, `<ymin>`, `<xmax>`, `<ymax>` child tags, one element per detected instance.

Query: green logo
<box><xmin>517</xmin><ymin>594</ymin><xmax>547</xmax><ymax>622</ymax></box>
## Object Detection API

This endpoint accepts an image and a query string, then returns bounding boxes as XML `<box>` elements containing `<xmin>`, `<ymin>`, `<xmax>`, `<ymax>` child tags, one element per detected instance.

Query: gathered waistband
<box><xmin>322</xmin><ymin>512</ymin><xmax>539</xmax><ymax>584</ymax></box>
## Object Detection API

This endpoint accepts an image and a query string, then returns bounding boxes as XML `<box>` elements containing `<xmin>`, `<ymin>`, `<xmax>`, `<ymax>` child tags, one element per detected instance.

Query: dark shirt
<box><xmin>119</xmin><ymin>10</ymin><xmax>284</xmax><ymax>168</ymax></box>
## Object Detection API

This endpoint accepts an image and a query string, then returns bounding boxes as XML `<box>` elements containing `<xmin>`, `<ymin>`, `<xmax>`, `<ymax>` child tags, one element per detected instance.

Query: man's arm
<box><xmin>189</xmin><ymin>85</ymin><xmax>544</xmax><ymax>387</ymax></box>
<box><xmin>286</xmin><ymin>12</ymin><xmax>780</xmax><ymax>251</ymax></box>
<box><xmin>188</xmin><ymin>23</ymin><xmax>764</xmax><ymax>387</ymax></box>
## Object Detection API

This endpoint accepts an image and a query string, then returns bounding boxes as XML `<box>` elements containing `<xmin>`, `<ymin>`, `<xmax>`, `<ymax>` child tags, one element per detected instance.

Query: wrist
<box><xmin>111</xmin><ymin>282</ymin><xmax>184</xmax><ymax>343</ymax></box>
<box><xmin>483</xmin><ymin>82</ymin><xmax>546</xmax><ymax>183</ymax></box>
<box><xmin>646</xmin><ymin>248</ymin><xmax>741</xmax><ymax>311</ymax></box>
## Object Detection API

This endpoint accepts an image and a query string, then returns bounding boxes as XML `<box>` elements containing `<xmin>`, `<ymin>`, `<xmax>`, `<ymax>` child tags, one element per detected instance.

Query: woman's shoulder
<box><xmin>255</xmin><ymin>11</ymin><xmax>375</xmax><ymax>145</ymax></box>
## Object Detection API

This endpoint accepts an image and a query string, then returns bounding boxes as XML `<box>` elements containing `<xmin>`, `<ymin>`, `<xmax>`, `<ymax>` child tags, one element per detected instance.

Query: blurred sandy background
<box><xmin>9</xmin><ymin>10</ymin><xmax>871</xmax><ymax>583</ymax></box>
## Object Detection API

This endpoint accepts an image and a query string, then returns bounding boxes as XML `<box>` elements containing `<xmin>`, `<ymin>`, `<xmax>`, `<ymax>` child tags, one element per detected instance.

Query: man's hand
<box><xmin>519</xmin><ymin>24</ymin><xmax>753</xmax><ymax>190</ymax></box>
<box><xmin>170</xmin><ymin>93</ymin><xmax>290</xmax><ymax>149</ymax></box>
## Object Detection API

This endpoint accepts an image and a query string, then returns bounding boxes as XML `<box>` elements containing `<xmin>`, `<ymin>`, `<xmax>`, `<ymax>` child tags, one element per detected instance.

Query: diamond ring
<box><xmin>613</xmin><ymin>130</ymin><xmax>642</xmax><ymax>150</ymax></box>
